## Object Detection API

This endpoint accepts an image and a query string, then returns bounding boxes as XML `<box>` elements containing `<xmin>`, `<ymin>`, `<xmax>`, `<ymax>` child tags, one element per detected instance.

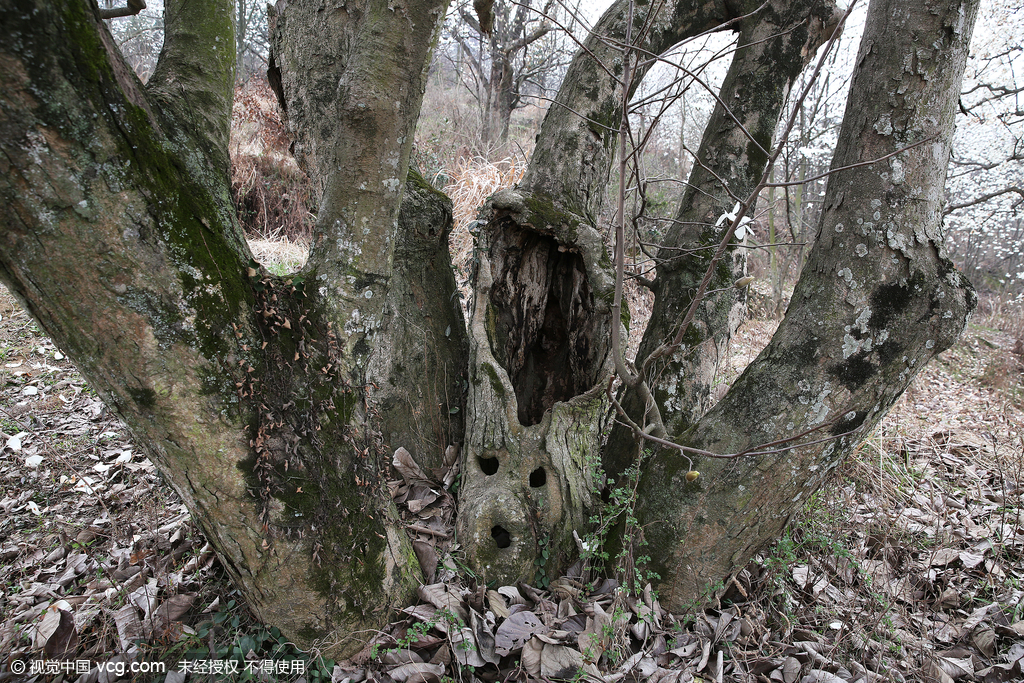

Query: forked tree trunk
<box><xmin>460</xmin><ymin>0</ymin><xmax>842</xmax><ymax>585</ymax></box>
<box><xmin>604</xmin><ymin>0</ymin><xmax>843</xmax><ymax>478</ymax></box>
<box><xmin>623</xmin><ymin>0</ymin><xmax>979</xmax><ymax>609</ymax></box>
<box><xmin>0</xmin><ymin>0</ymin><xmax>981</xmax><ymax>657</ymax></box>
<box><xmin>1</xmin><ymin>0</ymin><xmax>461</xmax><ymax>659</ymax></box>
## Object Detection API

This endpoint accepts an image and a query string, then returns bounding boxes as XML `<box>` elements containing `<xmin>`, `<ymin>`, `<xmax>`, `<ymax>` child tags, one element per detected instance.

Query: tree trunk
<box><xmin>604</xmin><ymin>0</ymin><xmax>843</xmax><ymax>477</ymax></box>
<box><xmin>1</xmin><ymin>0</ymin><xmax>461</xmax><ymax>659</ymax></box>
<box><xmin>625</xmin><ymin>0</ymin><xmax>979</xmax><ymax>610</ymax></box>
<box><xmin>0</xmin><ymin>0</ymin><xmax>981</xmax><ymax>658</ymax></box>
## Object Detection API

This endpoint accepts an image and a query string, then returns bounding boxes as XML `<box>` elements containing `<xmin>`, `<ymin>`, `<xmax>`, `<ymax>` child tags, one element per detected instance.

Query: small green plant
<box><xmin>581</xmin><ymin>450</ymin><xmax>660</xmax><ymax>596</ymax></box>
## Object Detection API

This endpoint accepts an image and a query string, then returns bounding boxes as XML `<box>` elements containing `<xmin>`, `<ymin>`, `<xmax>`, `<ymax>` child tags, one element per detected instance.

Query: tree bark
<box><xmin>604</xmin><ymin>0</ymin><xmax>843</xmax><ymax>478</ymax></box>
<box><xmin>0</xmin><ymin>0</ymin><xmax>982</xmax><ymax>657</ymax></box>
<box><xmin>0</xmin><ymin>0</ymin><xmax>461</xmax><ymax>659</ymax></box>
<box><xmin>627</xmin><ymin>0</ymin><xmax>979</xmax><ymax>610</ymax></box>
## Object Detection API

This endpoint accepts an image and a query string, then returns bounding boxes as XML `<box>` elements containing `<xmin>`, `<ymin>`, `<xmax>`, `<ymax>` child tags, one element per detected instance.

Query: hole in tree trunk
<box><xmin>488</xmin><ymin>223</ymin><xmax>608</xmax><ymax>426</ymax></box>
<box><xmin>491</xmin><ymin>525</ymin><xmax>511</xmax><ymax>548</ymax></box>
<box><xmin>478</xmin><ymin>456</ymin><xmax>499</xmax><ymax>475</ymax></box>
<box><xmin>529</xmin><ymin>467</ymin><xmax>546</xmax><ymax>487</ymax></box>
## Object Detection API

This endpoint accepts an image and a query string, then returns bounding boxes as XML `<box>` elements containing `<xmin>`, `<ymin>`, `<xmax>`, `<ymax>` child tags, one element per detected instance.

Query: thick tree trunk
<box><xmin>0</xmin><ymin>0</ymin><xmax>982</xmax><ymax>658</ymax></box>
<box><xmin>0</xmin><ymin>0</ymin><xmax>460</xmax><ymax>659</ymax></box>
<box><xmin>628</xmin><ymin>0</ymin><xmax>979</xmax><ymax>610</ymax></box>
<box><xmin>457</xmin><ymin>190</ymin><xmax>615</xmax><ymax>583</ymax></box>
<box><xmin>459</xmin><ymin>0</ymin><xmax>840</xmax><ymax>584</ymax></box>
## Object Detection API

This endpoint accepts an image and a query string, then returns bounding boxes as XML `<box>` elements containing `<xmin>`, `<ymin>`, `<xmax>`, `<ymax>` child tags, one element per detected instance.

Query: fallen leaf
<box><xmin>388</xmin><ymin>662</ymin><xmax>444</xmax><ymax>682</ymax></box>
<box><xmin>393</xmin><ymin>447</ymin><xmax>431</xmax><ymax>484</ymax></box>
<box><xmin>522</xmin><ymin>636</ymin><xmax>543</xmax><ymax>677</ymax></box>
<box><xmin>495</xmin><ymin>610</ymin><xmax>546</xmax><ymax>656</ymax></box>
<box><xmin>43</xmin><ymin>609</ymin><xmax>79</xmax><ymax>658</ymax></box>
<box><xmin>540</xmin><ymin>643</ymin><xmax>586</xmax><ymax>679</ymax></box>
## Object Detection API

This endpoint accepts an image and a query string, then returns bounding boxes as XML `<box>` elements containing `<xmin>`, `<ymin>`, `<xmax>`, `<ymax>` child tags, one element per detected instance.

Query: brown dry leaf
<box><xmin>112</xmin><ymin>604</ymin><xmax>143</xmax><ymax>651</ymax></box>
<box><xmin>522</xmin><ymin>636</ymin><xmax>543</xmax><ymax>677</ymax></box>
<box><xmin>921</xmin><ymin>658</ymin><xmax>956</xmax><ymax>683</ymax></box>
<box><xmin>495</xmin><ymin>610</ymin><xmax>546</xmax><ymax>656</ymax></box>
<box><xmin>540</xmin><ymin>642</ymin><xmax>586</xmax><ymax>679</ymax></box>
<box><xmin>936</xmin><ymin>656</ymin><xmax>975</xmax><ymax>679</ymax></box>
<box><xmin>152</xmin><ymin>593</ymin><xmax>196</xmax><ymax>634</ymax></box>
<box><xmin>411</xmin><ymin>540</ymin><xmax>437</xmax><ymax>584</ymax></box>
<box><xmin>800</xmin><ymin>670</ymin><xmax>847</xmax><ymax>683</ymax></box>
<box><xmin>451</xmin><ymin>625</ymin><xmax>487</xmax><ymax>667</ymax></box>
<box><xmin>497</xmin><ymin>585</ymin><xmax>525</xmax><ymax>605</ymax></box>
<box><xmin>959</xmin><ymin>551</ymin><xmax>986</xmax><ymax>568</ymax></box>
<box><xmin>388</xmin><ymin>662</ymin><xmax>445</xmax><ymax>682</ymax></box>
<box><xmin>471</xmin><ymin>609</ymin><xmax>499</xmax><ymax>664</ymax></box>
<box><xmin>928</xmin><ymin>548</ymin><xmax>960</xmax><ymax>566</ymax></box>
<box><xmin>783</xmin><ymin>655</ymin><xmax>802</xmax><ymax>683</ymax></box>
<box><xmin>417</xmin><ymin>583</ymin><xmax>467</xmax><ymax>623</ymax></box>
<box><xmin>972</xmin><ymin>628</ymin><xmax>997</xmax><ymax>658</ymax></box>
<box><xmin>578</xmin><ymin>600</ymin><xmax>612</xmax><ymax>662</ymax></box>
<box><xmin>486</xmin><ymin>589</ymin><xmax>509</xmax><ymax>619</ymax></box>
<box><xmin>39</xmin><ymin>607</ymin><xmax>79</xmax><ymax>658</ymax></box>
<box><xmin>393</xmin><ymin>447</ymin><xmax>430</xmax><ymax>484</ymax></box>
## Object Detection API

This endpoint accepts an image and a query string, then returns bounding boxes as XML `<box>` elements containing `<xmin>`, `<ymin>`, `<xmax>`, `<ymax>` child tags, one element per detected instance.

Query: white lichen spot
<box><xmin>890</xmin><ymin>157</ymin><xmax>905</xmax><ymax>184</ymax></box>
<box><xmin>854</xmin><ymin>307</ymin><xmax>872</xmax><ymax>333</ymax></box>
<box><xmin>786</xmin><ymin>422</ymin><xmax>795</xmax><ymax>431</ymax></box>
<box><xmin>842</xmin><ymin>334</ymin><xmax>861</xmax><ymax>359</ymax></box>
<box><xmin>874</xmin><ymin>114</ymin><xmax>893</xmax><ymax>136</ymax></box>
<box><xmin>364</xmin><ymin>289</ymin><xmax>373</xmax><ymax>299</ymax></box>
<box><xmin>925</xmin><ymin>339</ymin><xmax>935</xmax><ymax>349</ymax></box>
<box><xmin>808</xmin><ymin>383</ymin><xmax>833</xmax><ymax>425</ymax></box>
<box><xmin>876</xmin><ymin>329</ymin><xmax>889</xmax><ymax>344</ymax></box>
<box><xmin>835</xmin><ymin>223</ymin><xmax>845</xmax><ymax>233</ymax></box>
<box><xmin>844</xmin><ymin>411</ymin><xmax>857</xmax><ymax>421</ymax></box>
<box><xmin>942</xmin><ymin>310</ymin><xmax>952</xmax><ymax>319</ymax></box>
<box><xmin>855</xmin><ymin>243</ymin><xmax>868</xmax><ymax>257</ymax></box>
<box><xmin>383</xmin><ymin>178</ymin><xmax>401</xmax><ymax>192</ymax></box>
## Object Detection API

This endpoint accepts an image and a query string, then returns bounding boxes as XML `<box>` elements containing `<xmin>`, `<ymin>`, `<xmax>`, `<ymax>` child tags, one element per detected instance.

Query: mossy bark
<box><xmin>629</xmin><ymin>0</ymin><xmax>979</xmax><ymax>610</ymax></box>
<box><xmin>0</xmin><ymin>0</ymin><xmax>460</xmax><ymax>659</ymax></box>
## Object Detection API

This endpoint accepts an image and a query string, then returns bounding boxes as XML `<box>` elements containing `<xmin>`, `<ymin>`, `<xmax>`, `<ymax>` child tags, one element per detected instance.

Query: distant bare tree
<box><xmin>445</xmin><ymin>0</ymin><xmax>573</xmax><ymax>147</ymax></box>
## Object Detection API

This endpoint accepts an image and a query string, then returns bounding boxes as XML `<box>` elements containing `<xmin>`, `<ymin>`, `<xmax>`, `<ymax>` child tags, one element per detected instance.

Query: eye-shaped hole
<box><xmin>478</xmin><ymin>457</ymin><xmax>499</xmax><ymax>475</ymax></box>
<box><xmin>491</xmin><ymin>525</ymin><xmax>511</xmax><ymax>549</ymax></box>
<box><xmin>529</xmin><ymin>467</ymin><xmax>546</xmax><ymax>488</ymax></box>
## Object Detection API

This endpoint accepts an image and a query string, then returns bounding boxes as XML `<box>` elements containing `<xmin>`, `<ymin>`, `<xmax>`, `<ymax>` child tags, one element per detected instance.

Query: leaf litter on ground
<box><xmin>1</xmin><ymin>283</ymin><xmax>1022</xmax><ymax>682</ymax></box>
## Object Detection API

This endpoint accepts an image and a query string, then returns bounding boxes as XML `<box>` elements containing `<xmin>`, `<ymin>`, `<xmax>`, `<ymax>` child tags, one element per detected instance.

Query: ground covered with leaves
<box><xmin>0</xmin><ymin>277</ymin><xmax>1022</xmax><ymax>682</ymax></box>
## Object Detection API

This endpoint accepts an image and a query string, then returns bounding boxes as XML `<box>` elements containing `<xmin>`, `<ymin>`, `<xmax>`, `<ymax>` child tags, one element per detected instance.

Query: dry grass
<box><xmin>443</xmin><ymin>156</ymin><xmax>526</xmax><ymax>299</ymax></box>
<box><xmin>230</xmin><ymin>78</ymin><xmax>315</xmax><ymax>244</ymax></box>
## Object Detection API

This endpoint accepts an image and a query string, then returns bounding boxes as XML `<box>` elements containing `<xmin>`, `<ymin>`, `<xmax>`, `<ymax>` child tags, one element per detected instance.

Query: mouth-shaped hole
<box><xmin>529</xmin><ymin>467</ymin><xmax>546</xmax><ymax>488</ymax></box>
<box><xmin>478</xmin><ymin>457</ymin><xmax>499</xmax><ymax>475</ymax></box>
<box><xmin>491</xmin><ymin>525</ymin><xmax>511</xmax><ymax>549</ymax></box>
